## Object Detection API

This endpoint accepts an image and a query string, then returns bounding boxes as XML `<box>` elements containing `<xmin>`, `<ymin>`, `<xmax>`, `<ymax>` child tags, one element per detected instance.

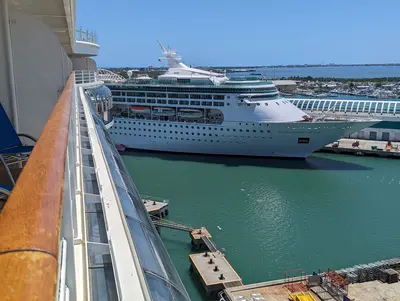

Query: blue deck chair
<box><xmin>0</xmin><ymin>103</ymin><xmax>36</xmax><ymax>209</ymax></box>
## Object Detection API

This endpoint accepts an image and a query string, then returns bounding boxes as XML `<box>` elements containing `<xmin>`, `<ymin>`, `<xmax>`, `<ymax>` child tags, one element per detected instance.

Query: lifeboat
<box><xmin>178</xmin><ymin>108</ymin><xmax>203</xmax><ymax>119</ymax></box>
<box><xmin>152</xmin><ymin>107</ymin><xmax>176</xmax><ymax>117</ymax></box>
<box><xmin>130</xmin><ymin>106</ymin><xmax>150</xmax><ymax>113</ymax></box>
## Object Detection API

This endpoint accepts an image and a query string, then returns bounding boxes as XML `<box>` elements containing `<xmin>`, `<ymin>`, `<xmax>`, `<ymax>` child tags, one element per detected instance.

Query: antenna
<box><xmin>157</xmin><ymin>41</ymin><xmax>167</xmax><ymax>53</ymax></box>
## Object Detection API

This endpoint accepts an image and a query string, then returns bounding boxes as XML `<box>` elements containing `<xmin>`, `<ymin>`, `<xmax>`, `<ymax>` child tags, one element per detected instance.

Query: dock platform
<box><xmin>321</xmin><ymin>138</ymin><xmax>400</xmax><ymax>158</ymax></box>
<box><xmin>143</xmin><ymin>199</ymin><xmax>169</xmax><ymax>218</ymax></box>
<box><xmin>190</xmin><ymin>227</ymin><xmax>215</xmax><ymax>251</ymax></box>
<box><xmin>189</xmin><ymin>251</ymin><xmax>243</xmax><ymax>297</ymax></box>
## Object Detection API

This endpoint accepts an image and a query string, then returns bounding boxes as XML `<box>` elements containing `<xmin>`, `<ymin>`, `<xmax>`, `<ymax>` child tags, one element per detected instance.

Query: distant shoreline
<box><xmin>212</xmin><ymin>64</ymin><xmax>400</xmax><ymax>69</ymax></box>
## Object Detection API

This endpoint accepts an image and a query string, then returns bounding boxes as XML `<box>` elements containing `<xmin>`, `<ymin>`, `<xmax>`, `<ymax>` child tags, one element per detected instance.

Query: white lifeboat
<box><xmin>178</xmin><ymin>108</ymin><xmax>203</xmax><ymax>119</ymax></box>
<box><xmin>130</xmin><ymin>106</ymin><xmax>150</xmax><ymax>113</ymax></box>
<box><xmin>152</xmin><ymin>107</ymin><xmax>176</xmax><ymax>117</ymax></box>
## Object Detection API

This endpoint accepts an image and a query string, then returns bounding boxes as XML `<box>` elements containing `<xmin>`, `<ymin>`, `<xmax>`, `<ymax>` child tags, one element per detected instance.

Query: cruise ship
<box><xmin>107</xmin><ymin>44</ymin><xmax>378</xmax><ymax>158</ymax></box>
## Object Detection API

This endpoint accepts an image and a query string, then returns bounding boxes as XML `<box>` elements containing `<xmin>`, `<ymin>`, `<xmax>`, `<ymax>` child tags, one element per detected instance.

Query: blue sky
<box><xmin>78</xmin><ymin>0</ymin><xmax>400</xmax><ymax>67</ymax></box>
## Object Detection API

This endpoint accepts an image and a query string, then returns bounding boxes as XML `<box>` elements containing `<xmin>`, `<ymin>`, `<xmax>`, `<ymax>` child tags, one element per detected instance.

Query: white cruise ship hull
<box><xmin>109</xmin><ymin>118</ymin><xmax>376</xmax><ymax>158</ymax></box>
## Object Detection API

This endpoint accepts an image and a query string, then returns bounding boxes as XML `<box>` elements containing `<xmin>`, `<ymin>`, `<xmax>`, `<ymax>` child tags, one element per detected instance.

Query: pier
<box><xmin>143</xmin><ymin>198</ymin><xmax>169</xmax><ymax>218</ymax></box>
<box><xmin>148</xmin><ymin>217</ymin><xmax>243</xmax><ymax>297</ymax></box>
<box><xmin>321</xmin><ymin>138</ymin><xmax>400</xmax><ymax>158</ymax></box>
<box><xmin>146</xmin><ymin>206</ymin><xmax>400</xmax><ymax>301</ymax></box>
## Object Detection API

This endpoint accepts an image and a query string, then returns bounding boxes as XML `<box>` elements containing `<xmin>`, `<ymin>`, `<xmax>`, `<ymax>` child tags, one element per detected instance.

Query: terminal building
<box><xmin>286</xmin><ymin>98</ymin><xmax>400</xmax><ymax>141</ymax></box>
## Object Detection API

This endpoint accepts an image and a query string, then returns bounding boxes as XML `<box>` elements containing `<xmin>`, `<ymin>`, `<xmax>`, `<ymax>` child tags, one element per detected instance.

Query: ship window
<box><xmin>227</xmin><ymin>129</ymin><xmax>230</xmax><ymax>131</ymax></box>
<box><xmin>168</xmin><ymin>100</ymin><xmax>178</xmax><ymax>104</ymax></box>
<box><xmin>233</xmin><ymin>129</ymin><xmax>236</xmax><ymax>131</ymax></box>
<box><xmin>209</xmin><ymin>134</ymin><xmax>212</xmax><ymax>136</ymax></box>
<box><xmin>220</xmin><ymin>128</ymin><xmax>223</xmax><ymax>131</ymax></box>
<box><xmin>214</xmin><ymin>95</ymin><xmax>224</xmax><ymax>100</ymax></box>
<box><xmin>389</xmin><ymin>103</ymin><xmax>395</xmax><ymax>114</ymax></box>
<box><xmin>253</xmin><ymin>130</ymin><xmax>256</xmax><ymax>132</ymax></box>
<box><xmin>179</xmin><ymin>100</ymin><xmax>189</xmax><ymax>105</ymax></box>
<box><xmin>395</xmin><ymin>103</ymin><xmax>400</xmax><ymax>114</ymax></box>
<box><xmin>186</xmin><ymin>132</ymin><xmax>188</xmax><ymax>134</ymax></box>
<box><xmin>376</xmin><ymin>102</ymin><xmax>383</xmax><ymax>113</ymax></box>
<box><xmin>201</xmin><ymin>101</ymin><xmax>212</xmax><ymax>106</ymax></box>
<box><xmin>370</xmin><ymin>102</ymin><xmax>377</xmax><ymax>112</ymax></box>
<box><xmin>157</xmin><ymin>99</ymin><xmax>167</xmax><ymax>104</ymax></box>
<box><xmin>227</xmin><ymin>103</ymin><xmax>230</xmax><ymax>106</ymax></box>
<box><xmin>203</xmin><ymin>133</ymin><xmax>206</xmax><ymax>136</ymax></box>
<box><xmin>190</xmin><ymin>100</ymin><xmax>201</xmax><ymax>105</ymax></box>
<box><xmin>239</xmin><ymin>129</ymin><xmax>242</xmax><ymax>132</ymax></box>
<box><xmin>177</xmin><ymin>78</ymin><xmax>190</xmax><ymax>84</ymax></box>
<box><xmin>260</xmin><ymin>130</ymin><xmax>264</xmax><ymax>133</ymax></box>
<box><xmin>246</xmin><ymin>130</ymin><xmax>249</xmax><ymax>132</ymax></box>
<box><xmin>383</xmin><ymin>102</ymin><xmax>389</xmax><ymax>113</ymax></box>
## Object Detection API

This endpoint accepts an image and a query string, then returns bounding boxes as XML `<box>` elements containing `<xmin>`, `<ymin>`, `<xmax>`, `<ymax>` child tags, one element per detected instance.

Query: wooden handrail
<box><xmin>0</xmin><ymin>75</ymin><xmax>73</xmax><ymax>301</ymax></box>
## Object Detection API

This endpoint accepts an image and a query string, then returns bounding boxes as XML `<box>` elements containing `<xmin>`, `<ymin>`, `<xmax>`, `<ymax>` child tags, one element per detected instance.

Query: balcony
<box><xmin>0</xmin><ymin>71</ymin><xmax>190</xmax><ymax>301</ymax></box>
<box><xmin>74</xmin><ymin>28</ymin><xmax>100</xmax><ymax>57</ymax></box>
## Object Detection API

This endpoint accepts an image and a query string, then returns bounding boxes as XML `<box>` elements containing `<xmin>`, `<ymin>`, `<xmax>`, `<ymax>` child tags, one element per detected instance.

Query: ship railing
<box><xmin>75</xmin><ymin>70</ymin><xmax>99</xmax><ymax>85</ymax></box>
<box><xmin>76</xmin><ymin>28</ymin><xmax>97</xmax><ymax>44</ymax></box>
<box><xmin>0</xmin><ymin>75</ymin><xmax>73</xmax><ymax>300</ymax></box>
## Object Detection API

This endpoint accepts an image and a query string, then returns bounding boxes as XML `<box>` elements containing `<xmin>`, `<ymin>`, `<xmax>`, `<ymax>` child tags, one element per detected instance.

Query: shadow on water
<box><xmin>123</xmin><ymin>149</ymin><xmax>372</xmax><ymax>171</ymax></box>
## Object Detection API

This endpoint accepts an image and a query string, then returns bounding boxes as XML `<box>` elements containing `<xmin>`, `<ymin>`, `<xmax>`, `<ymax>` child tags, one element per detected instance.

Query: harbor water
<box><xmin>122</xmin><ymin>151</ymin><xmax>400</xmax><ymax>301</ymax></box>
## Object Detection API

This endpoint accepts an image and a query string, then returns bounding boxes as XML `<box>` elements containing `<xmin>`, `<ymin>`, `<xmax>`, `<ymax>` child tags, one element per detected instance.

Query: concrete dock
<box><xmin>189</xmin><ymin>251</ymin><xmax>243</xmax><ymax>297</ymax></box>
<box><xmin>143</xmin><ymin>199</ymin><xmax>169</xmax><ymax>218</ymax></box>
<box><xmin>321</xmin><ymin>138</ymin><xmax>400</xmax><ymax>158</ymax></box>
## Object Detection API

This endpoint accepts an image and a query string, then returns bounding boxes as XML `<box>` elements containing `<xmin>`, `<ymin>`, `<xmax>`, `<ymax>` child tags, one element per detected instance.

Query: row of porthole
<box><xmin>113</xmin><ymin>127</ymin><xmax>271</xmax><ymax>134</ymax></box>
<box><xmin>110</xmin><ymin>133</ymin><xmax>273</xmax><ymax>140</ymax></box>
<box><xmin>115</xmin><ymin>120</ymin><xmax>270</xmax><ymax>127</ymax></box>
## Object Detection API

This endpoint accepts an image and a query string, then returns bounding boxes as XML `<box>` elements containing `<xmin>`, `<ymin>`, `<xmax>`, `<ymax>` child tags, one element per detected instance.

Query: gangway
<box><xmin>152</xmin><ymin>219</ymin><xmax>194</xmax><ymax>232</ymax></box>
<box><xmin>202</xmin><ymin>235</ymin><xmax>218</xmax><ymax>252</ymax></box>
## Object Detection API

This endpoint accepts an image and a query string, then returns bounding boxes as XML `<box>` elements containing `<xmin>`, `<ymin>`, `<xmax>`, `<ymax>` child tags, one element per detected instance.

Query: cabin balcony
<box><xmin>0</xmin><ymin>70</ymin><xmax>189</xmax><ymax>301</ymax></box>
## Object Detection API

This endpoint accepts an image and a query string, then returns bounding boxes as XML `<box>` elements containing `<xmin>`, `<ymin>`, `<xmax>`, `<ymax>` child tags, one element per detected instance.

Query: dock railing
<box><xmin>0</xmin><ymin>75</ymin><xmax>73</xmax><ymax>300</ymax></box>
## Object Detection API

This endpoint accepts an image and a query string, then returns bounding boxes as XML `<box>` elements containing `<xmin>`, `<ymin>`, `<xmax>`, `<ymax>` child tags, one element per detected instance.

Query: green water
<box><xmin>122</xmin><ymin>151</ymin><xmax>400</xmax><ymax>301</ymax></box>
